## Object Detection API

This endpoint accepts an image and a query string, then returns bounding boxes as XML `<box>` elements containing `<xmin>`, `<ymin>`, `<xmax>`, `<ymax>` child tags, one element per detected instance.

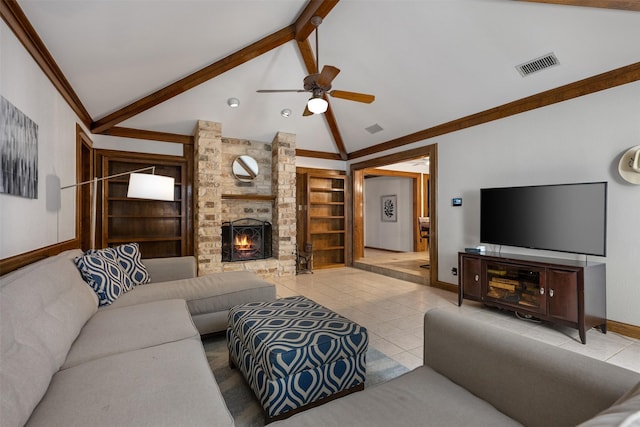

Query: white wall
<box><xmin>364</xmin><ymin>176</ymin><xmax>413</xmax><ymax>252</ymax></box>
<box><xmin>0</xmin><ymin>22</ymin><xmax>80</xmax><ymax>258</ymax></box>
<box><xmin>437</xmin><ymin>81</ymin><xmax>640</xmax><ymax>325</ymax></box>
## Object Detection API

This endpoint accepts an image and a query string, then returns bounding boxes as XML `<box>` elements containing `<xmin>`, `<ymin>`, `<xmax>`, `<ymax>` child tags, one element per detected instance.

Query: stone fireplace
<box><xmin>193</xmin><ymin>121</ymin><xmax>296</xmax><ymax>277</ymax></box>
<box><xmin>222</xmin><ymin>218</ymin><xmax>272</xmax><ymax>262</ymax></box>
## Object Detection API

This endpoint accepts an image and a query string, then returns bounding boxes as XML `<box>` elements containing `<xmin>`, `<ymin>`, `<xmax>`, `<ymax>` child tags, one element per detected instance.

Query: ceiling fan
<box><xmin>257</xmin><ymin>16</ymin><xmax>375</xmax><ymax>116</ymax></box>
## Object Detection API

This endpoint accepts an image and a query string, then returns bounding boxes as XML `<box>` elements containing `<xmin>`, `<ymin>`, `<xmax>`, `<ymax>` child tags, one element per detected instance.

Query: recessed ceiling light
<box><xmin>281</xmin><ymin>108</ymin><xmax>292</xmax><ymax>118</ymax></box>
<box><xmin>227</xmin><ymin>98</ymin><xmax>240</xmax><ymax>108</ymax></box>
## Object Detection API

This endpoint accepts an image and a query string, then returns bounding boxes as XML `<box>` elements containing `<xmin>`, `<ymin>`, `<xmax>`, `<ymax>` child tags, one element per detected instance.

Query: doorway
<box><xmin>350</xmin><ymin>144</ymin><xmax>438</xmax><ymax>288</ymax></box>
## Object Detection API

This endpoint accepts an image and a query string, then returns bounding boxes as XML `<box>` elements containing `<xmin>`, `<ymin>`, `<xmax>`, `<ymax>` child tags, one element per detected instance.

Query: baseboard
<box><xmin>607</xmin><ymin>319</ymin><xmax>640</xmax><ymax>340</ymax></box>
<box><xmin>431</xmin><ymin>280</ymin><xmax>457</xmax><ymax>293</ymax></box>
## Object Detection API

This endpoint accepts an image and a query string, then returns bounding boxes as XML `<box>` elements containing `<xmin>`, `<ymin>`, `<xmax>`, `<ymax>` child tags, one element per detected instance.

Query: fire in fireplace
<box><xmin>222</xmin><ymin>218</ymin><xmax>272</xmax><ymax>262</ymax></box>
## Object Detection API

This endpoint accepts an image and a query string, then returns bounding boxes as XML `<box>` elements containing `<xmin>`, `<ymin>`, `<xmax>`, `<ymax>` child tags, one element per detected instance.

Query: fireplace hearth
<box><xmin>222</xmin><ymin>218</ymin><xmax>272</xmax><ymax>262</ymax></box>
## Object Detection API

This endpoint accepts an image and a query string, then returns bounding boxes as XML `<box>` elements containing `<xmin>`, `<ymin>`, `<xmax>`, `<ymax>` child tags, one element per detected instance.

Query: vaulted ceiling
<box><xmin>4</xmin><ymin>0</ymin><xmax>640</xmax><ymax>161</ymax></box>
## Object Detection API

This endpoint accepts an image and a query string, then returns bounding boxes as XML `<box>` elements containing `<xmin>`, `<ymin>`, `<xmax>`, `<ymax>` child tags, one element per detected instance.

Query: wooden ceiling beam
<box><xmin>296</xmin><ymin>38</ymin><xmax>318</xmax><ymax>74</ymax></box>
<box><xmin>349</xmin><ymin>62</ymin><xmax>640</xmax><ymax>160</ymax></box>
<box><xmin>517</xmin><ymin>0</ymin><xmax>640</xmax><ymax>11</ymax></box>
<box><xmin>323</xmin><ymin>102</ymin><xmax>348</xmax><ymax>161</ymax></box>
<box><xmin>92</xmin><ymin>25</ymin><xmax>296</xmax><ymax>134</ymax></box>
<box><xmin>294</xmin><ymin>0</ymin><xmax>340</xmax><ymax>41</ymax></box>
<box><xmin>0</xmin><ymin>0</ymin><xmax>93</xmax><ymax>128</ymax></box>
<box><xmin>296</xmin><ymin>38</ymin><xmax>348</xmax><ymax>160</ymax></box>
<box><xmin>296</xmin><ymin>149</ymin><xmax>343</xmax><ymax>160</ymax></box>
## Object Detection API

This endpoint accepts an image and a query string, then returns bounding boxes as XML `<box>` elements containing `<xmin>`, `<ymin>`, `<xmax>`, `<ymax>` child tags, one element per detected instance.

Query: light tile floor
<box><xmin>271</xmin><ymin>267</ymin><xmax>640</xmax><ymax>374</ymax></box>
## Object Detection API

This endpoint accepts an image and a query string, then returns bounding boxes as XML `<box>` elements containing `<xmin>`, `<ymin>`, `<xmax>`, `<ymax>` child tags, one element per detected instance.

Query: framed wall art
<box><xmin>0</xmin><ymin>96</ymin><xmax>38</xmax><ymax>199</ymax></box>
<box><xmin>381</xmin><ymin>194</ymin><xmax>397</xmax><ymax>222</ymax></box>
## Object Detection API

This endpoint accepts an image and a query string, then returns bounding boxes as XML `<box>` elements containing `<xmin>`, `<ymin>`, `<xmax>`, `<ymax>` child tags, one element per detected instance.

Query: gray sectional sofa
<box><xmin>2</xmin><ymin>248</ymin><xmax>639</xmax><ymax>427</ymax></box>
<box><xmin>272</xmin><ymin>309</ymin><xmax>640</xmax><ymax>427</ymax></box>
<box><xmin>0</xmin><ymin>249</ymin><xmax>275</xmax><ymax>427</ymax></box>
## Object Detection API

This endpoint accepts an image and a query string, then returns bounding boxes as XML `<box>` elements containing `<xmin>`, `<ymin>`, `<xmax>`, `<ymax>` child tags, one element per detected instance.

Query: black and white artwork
<box><xmin>1</xmin><ymin>96</ymin><xmax>38</xmax><ymax>199</ymax></box>
<box><xmin>381</xmin><ymin>194</ymin><xmax>397</xmax><ymax>222</ymax></box>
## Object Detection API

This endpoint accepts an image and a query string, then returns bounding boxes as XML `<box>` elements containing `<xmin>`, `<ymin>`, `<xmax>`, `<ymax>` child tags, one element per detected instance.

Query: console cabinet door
<box><xmin>547</xmin><ymin>269</ymin><xmax>579</xmax><ymax>323</ymax></box>
<box><xmin>462</xmin><ymin>256</ymin><xmax>482</xmax><ymax>300</ymax></box>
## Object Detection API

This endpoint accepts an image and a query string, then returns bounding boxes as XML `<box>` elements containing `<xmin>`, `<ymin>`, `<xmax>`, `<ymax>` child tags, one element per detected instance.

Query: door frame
<box><xmin>350</xmin><ymin>143</ymin><xmax>448</xmax><ymax>290</ymax></box>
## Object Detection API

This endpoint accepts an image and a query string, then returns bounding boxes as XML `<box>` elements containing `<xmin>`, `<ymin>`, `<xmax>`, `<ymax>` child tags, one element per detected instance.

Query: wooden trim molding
<box><xmin>607</xmin><ymin>319</ymin><xmax>640</xmax><ymax>340</ymax></box>
<box><xmin>0</xmin><ymin>239</ymin><xmax>79</xmax><ymax>276</ymax></box>
<box><xmin>349</xmin><ymin>62</ymin><xmax>640</xmax><ymax>160</ymax></box>
<box><xmin>364</xmin><ymin>168</ymin><xmax>421</xmax><ymax>179</ymax></box>
<box><xmin>517</xmin><ymin>0</ymin><xmax>640</xmax><ymax>11</ymax></box>
<box><xmin>0</xmin><ymin>0</ymin><xmax>92</xmax><ymax>128</ymax></box>
<box><xmin>296</xmin><ymin>167</ymin><xmax>346</xmax><ymax>176</ymax></box>
<box><xmin>296</xmin><ymin>149</ymin><xmax>344</xmax><ymax>160</ymax></box>
<box><xmin>102</xmin><ymin>127</ymin><xmax>194</xmax><ymax>145</ymax></box>
<box><xmin>431</xmin><ymin>280</ymin><xmax>458</xmax><ymax>293</ymax></box>
<box><xmin>91</xmin><ymin>25</ymin><xmax>296</xmax><ymax>134</ymax></box>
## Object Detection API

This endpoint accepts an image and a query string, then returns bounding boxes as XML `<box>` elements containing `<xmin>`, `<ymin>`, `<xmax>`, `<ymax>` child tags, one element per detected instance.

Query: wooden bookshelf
<box><xmin>98</xmin><ymin>153</ymin><xmax>192</xmax><ymax>258</ymax></box>
<box><xmin>304</xmin><ymin>173</ymin><xmax>347</xmax><ymax>269</ymax></box>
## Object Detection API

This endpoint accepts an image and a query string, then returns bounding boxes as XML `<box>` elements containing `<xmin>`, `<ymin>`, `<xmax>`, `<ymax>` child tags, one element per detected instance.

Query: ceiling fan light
<box><xmin>307</xmin><ymin>97</ymin><xmax>328</xmax><ymax>114</ymax></box>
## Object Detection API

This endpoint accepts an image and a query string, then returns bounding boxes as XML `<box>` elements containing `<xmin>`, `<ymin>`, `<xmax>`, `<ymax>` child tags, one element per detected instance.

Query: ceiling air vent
<box><xmin>365</xmin><ymin>123</ymin><xmax>384</xmax><ymax>134</ymax></box>
<box><xmin>516</xmin><ymin>53</ymin><xmax>559</xmax><ymax>77</ymax></box>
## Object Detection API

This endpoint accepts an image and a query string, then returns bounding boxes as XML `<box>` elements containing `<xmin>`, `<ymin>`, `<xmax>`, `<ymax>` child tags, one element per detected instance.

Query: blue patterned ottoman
<box><xmin>227</xmin><ymin>296</ymin><xmax>368</xmax><ymax>422</ymax></box>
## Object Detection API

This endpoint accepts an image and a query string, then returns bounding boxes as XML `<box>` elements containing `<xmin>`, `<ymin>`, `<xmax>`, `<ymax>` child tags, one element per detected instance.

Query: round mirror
<box><xmin>232</xmin><ymin>155</ymin><xmax>259</xmax><ymax>182</ymax></box>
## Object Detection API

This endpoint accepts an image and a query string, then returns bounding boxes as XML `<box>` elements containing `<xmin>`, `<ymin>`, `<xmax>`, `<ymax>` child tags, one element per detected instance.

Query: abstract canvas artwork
<box><xmin>0</xmin><ymin>96</ymin><xmax>38</xmax><ymax>199</ymax></box>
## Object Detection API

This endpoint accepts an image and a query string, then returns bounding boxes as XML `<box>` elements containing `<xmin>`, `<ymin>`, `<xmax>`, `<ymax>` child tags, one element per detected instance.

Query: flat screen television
<box><xmin>480</xmin><ymin>182</ymin><xmax>607</xmax><ymax>256</ymax></box>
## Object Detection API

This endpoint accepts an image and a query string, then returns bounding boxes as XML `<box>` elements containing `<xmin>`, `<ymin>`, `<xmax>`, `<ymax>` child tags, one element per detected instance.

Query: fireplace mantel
<box><xmin>221</xmin><ymin>194</ymin><xmax>276</xmax><ymax>201</ymax></box>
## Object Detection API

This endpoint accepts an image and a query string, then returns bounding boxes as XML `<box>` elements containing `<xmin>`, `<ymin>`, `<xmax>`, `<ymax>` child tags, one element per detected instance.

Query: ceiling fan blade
<box><xmin>329</xmin><ymin>90</ymin><xmax>375</xmax><ymax>103</ymax></box>
<box><xmin>303</xmin><ymin>105</ymin><xmax>313</xmax><ymax>116</ymax></box>
<box><xmin>317</xmin><ymin>65</ymin><xmax>340</xmax><ymax>88</ymax></box>
<box><xmin>256</xmin><ymin>89</ymin><xmax>307</xmax><ymax>93</ymax></box>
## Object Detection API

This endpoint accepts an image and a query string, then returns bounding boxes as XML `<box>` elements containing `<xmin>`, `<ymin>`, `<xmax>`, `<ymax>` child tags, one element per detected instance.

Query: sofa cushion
<box><xmin>143</xmin><ymin>256</ymin><xmax>196</xmax><ymax>283</ymax></box>
<box><xmin>26</xmin><ymin>338</ymin><xmax>234</xmax><ymax>427</ymax></box>
<box><xmin>112</xmin><ymin>243</ymin><xmax>150</xmax><ymax>285</ymax></box>
<box><xmin>62</xmin><ymin>299</ymin><xmax>199</xmax><ymax>369</ymax></box>
<box><xmin>270</xmin><ymin>365</ymin><xmax>521</xmax><ymax>427</ymax></box>
<box><xmin>104</xmin><ymin>270</ymin><xmax>276</xmax><ymax>316</ymax></box>
<box><xmin>75</xmin><ymin>249</ymin><xmax>133</xmax><ymax>305</ymax></box>
<box><xmin>578</xmin><ymin>381</ymin><xmax>640</xmax><ymax>426</ymax></box>
<box><xmin>0</xmin><ymin>250</ymin><xmax>98</xmax><ymax>427</ymax></box>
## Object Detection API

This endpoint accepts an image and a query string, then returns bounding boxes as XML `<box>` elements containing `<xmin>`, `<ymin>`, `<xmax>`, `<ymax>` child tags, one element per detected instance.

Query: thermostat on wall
<box><xmin>452</xmin><ymin>198</ymin><xmax>462</xmax><ymax>206</ymax></box>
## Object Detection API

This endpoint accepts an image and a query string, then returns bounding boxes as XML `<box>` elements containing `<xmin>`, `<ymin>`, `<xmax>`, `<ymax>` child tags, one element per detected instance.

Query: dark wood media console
<box><xmin>458</xmin><ymin>251</ymin><xmax>606</xmax><ymax>344</ymax></box>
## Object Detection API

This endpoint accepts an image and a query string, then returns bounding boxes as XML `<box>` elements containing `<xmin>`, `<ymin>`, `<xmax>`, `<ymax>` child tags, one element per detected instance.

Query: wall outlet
<box><xmin>451</xmin><ymin>267</ymin><xmax>458</xmax><ymax>276</ymax></box>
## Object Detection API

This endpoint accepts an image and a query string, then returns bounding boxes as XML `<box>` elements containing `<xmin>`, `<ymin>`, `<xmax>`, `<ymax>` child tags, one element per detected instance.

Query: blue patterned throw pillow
<box><xmin>113</xmin><ymin>243</ymin><xmax>150</xmax><ymax>285</ymax></box>
<box><xmin>85</xmin><ymin>248</ymin><xmax>136</xmax><ymax>292</ymax></box>
<box><xmin>75</xmin><ymin>250</ymin><xmax>133</xmax><ymax>306</ymax></box>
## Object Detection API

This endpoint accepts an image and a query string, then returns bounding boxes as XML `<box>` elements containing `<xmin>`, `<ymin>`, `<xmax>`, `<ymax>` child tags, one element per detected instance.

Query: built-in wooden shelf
<box><xmin>303</xmin><ymin>174</ymin><xmax>347</xmax><ymax>269</ymax></box>
<box><xmin>101</xmin><ymin>156</ymin><xmax>190</xmax><ymax>258</ymax></box>
<box><xmin>221</xmin><ymin>194</ymin><xmax>276</xmax><ymax>201</ymax></box>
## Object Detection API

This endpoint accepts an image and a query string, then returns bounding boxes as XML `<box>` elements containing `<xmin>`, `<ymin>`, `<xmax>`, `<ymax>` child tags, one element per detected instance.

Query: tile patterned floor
<box><xmin>271</xmin><ymin>267</ymin><xmax>640</xmax><ymax>374</ymax></box>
